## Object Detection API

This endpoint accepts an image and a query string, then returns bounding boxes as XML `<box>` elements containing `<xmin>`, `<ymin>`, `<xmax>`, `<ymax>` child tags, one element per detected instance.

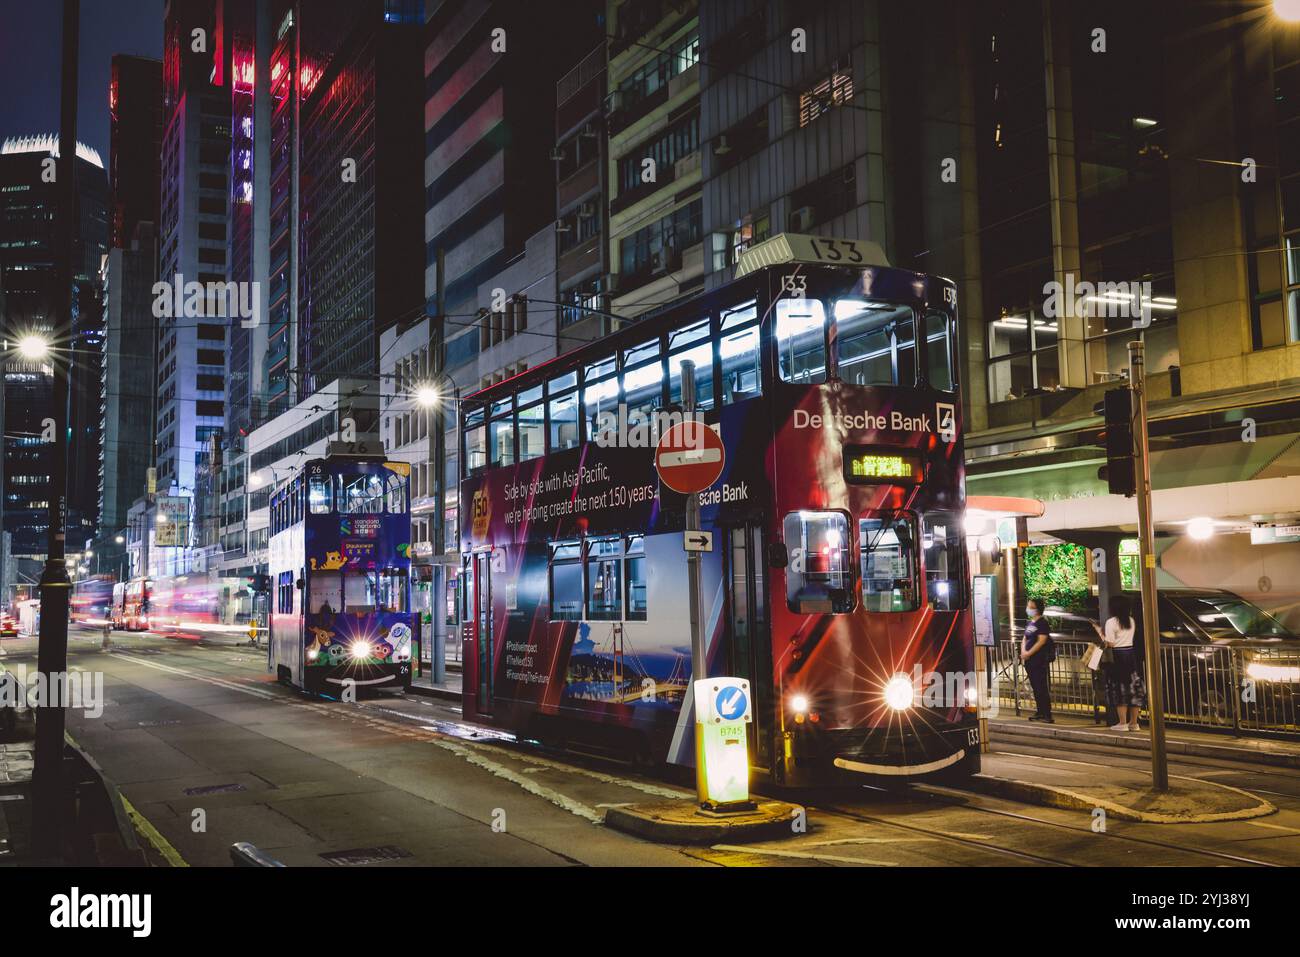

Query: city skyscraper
<box><xmin>0</xmin><ymin>136</ymin><xmax>109</xmax><ymax>564</ymax></box>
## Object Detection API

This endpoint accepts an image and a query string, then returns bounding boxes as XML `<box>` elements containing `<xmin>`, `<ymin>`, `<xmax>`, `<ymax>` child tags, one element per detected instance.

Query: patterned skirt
<box><xmin>1104</xmin><ymin>648</ymin><xmax>1146</xmax><ymax>709</ymax></box>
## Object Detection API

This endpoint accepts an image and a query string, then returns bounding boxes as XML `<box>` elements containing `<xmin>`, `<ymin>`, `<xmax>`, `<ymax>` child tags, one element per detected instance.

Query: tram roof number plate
<box><xmin>319</xmin><ymin>845</ymin><xmax>414</xmax><ymax>866</ymax></box>
<box><xmin>655</xmin><ymin>422</ymin><xmax>725</xmax><ymax>494</ymax></box>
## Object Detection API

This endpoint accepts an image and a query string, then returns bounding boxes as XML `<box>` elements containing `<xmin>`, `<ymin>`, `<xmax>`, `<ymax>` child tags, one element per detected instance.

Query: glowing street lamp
<box><xmin>414</xmin><ymin>383</ymin><xmax>441</xmax><ymax>408</ymax></box>
<box><xmin>16</xmin><ymin>334</ymin><xmax>50</xmax><ymax>361</ymax></box>
<box><xmin>1276</xmin><ymin>0</ymin><xmax>1300</xmax><ymax>23</ymax></box>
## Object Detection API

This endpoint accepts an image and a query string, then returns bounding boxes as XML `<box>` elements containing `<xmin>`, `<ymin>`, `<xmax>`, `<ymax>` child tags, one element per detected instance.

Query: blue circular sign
<box><xmin>715</xmin><ymin>687</ymin><xmax>748</xmax><ymax>721</ymax></box>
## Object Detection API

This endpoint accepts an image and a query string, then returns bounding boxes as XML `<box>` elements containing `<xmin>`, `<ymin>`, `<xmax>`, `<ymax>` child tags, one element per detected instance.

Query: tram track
<box><xmin>832</xmin><ymin>783</ymin><xmax>1284</xmax><ymax>868</ymax></box>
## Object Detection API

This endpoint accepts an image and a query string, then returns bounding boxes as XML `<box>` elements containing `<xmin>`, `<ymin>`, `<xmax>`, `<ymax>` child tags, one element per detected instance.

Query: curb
<box><xmin>405</xmin><ymin>682</ymin><xmax>463</xmax><ymax>703</ymax></box>
<box><xmin>989</xmin><ymin>719</ymin><xmax>1300</xmax><ymax>769</ymax></box>
<box><xmin>968</xmin><ymin>772</ymin><xmax>1276</xmax><ymax>824</ymax></box>
<box><xmin>604</xmin><ymin>800</ymin><xmax>803</xmax><ymax>844</ymax></box>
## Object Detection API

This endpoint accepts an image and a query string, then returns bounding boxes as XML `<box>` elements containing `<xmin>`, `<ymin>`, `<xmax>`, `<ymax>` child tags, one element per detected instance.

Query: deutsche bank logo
<box><xmin>936</xmin><ymin>402</ymin><xmax>957</xmax><ymax>443</ymax></box>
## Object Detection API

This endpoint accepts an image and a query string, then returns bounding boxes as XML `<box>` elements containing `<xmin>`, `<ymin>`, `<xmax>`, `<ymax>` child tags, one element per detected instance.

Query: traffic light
<box><xmin>1094</xmin><ymin>387</ymin><xmax>1136</xmax><ymax>497</ymax></box>
<box><xmin>245</xmin><ymin>574</ymin><xmax>270</xmax><ymax>593</ymax></box>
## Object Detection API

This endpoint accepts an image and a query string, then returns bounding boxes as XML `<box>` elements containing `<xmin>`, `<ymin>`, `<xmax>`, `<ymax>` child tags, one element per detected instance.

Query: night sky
<box><xmin>0</xmin><ymin>0</ymin><xmax>163</xmax><ymax>162</ymax></box>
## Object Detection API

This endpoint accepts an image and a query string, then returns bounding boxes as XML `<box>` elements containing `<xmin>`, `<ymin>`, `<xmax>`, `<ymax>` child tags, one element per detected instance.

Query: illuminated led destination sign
<box><xmin>843</xmin><ymin>447</ymin><xmax>923</xmax><ymax>484</ymax></box>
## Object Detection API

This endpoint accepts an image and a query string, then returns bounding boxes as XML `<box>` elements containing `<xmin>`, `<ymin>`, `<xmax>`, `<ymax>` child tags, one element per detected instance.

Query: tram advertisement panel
<box><xmin>461</xmin><ymin>386</ymin><xmax>961</xmax><ymax>550</ymax></box>
<box><xmin>460</xmin><ymin>380</ymin><xmax>963</xmax><ymax>743</ymax></box>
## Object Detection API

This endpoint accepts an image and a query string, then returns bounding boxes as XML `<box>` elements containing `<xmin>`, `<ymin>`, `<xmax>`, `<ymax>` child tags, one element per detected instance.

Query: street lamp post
<box><xmin>32</xmin><ymin>0</ymin><xmax>79</xmax><ymax>861</ymax></box>
<box><xmin>418</xmin><ymin>377</ymin><xmax>460</xmax><ymax>686</ymax></box>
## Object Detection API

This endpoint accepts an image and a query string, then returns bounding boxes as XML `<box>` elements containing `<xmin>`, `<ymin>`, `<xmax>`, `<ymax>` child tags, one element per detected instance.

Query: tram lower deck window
<box><xmin>586</xmin><ymin>537</ymin><xmax>623</xmax><ymax>620</ymax></box>
<box><xmin>549</xmin><ymin>541</ymin><xmax>582</xmax><ymax>621</ymax></box>
<box><xmin>860</xmin><ymin>514</ymin><xmax>920</xmax><ymax>612</ymax></box>
<box><xmin>922</xmin><ymin>512</ymin><xmax>965</xmax><ymax>609</ymax></box>
<box><xmin>782</xmin><ymin>511</ymin><xmax>853</xmax><ymax>613</ymax></box>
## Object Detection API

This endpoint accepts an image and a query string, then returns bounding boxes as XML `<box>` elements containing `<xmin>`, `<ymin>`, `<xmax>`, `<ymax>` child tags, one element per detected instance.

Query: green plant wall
<box><xmin>1020</xmin><ymin>543</ymin><xmax>1089</xmax><ymax>609</ymax></box>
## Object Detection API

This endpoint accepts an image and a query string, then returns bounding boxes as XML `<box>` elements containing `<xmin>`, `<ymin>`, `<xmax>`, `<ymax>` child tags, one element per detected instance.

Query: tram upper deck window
<box><xmin>385</xmin><ymin>471</ymin><xmax>406</xmax><ymax>513</ymax></box>
<box><xmin>835</xmin><ymin>301</ymin><xmax>914</xmax><ymax>386</ymax></box>
<box><xmin>924</xmin><ymin>310</ymin><xmax>955</xmax><ymax>391</ymax></box>
<box><xmin>921</xmin><ymin>513</ymin><xmax>965</xmax><ymax>610</ymax></box>
<box><xmin>518</xmin><ymin>400</ymin><xmax>545</xmax><ymax>462</ymax></box>
<box><xmin>309</xmin><ymin>474</ymin><xmax>332</xmax><ymax>514</ymax></box>
<box><xmin>623</xmin><ymin>338</ymin><xmax>665</xmax><ymax>421</ymax></box>
<box><xmin>463</xmin><ymin>408</ymin><xmax>486</xmax><ymax>476</ymax></box>
<box><xmin>668</xmin><ymin>318</ymin><xmax>715</xmax><ymax>409</ymax></box>
<box><xmin>548</xmin><ymin>541</ymin><xmax>582</xmax><ymax>621</ymax></box>
<box><xmin>775</xmin><ymin>298</ymin><xmax>827</xmax><ymax>383</ymax></box>
<box><xmin>548</xmin><ymin>390</ymin><xmax>580</xmax><ymax>451</ymax></box>
<box><xmin>583</xmin><ymin>355</ymin><xmax>618</xmax><ymax>437</ymax></box>
<box><xmin>489</xmin><ymin>410</ymin><xmax>515</xmax><ymax>468</ymax></box>
<box><xmin>339</xmin><ymin>474</ymin><xmax>385</xmax><ymax>514</ymax></box>
<box><xmin>782</xmin><ymin>511</ymin><xmax>853</xmax><ymax>613</ymax></box>
<box><xmin>860</xmin><ymin>514</ymin><xmax>920</xmax><ymax>612</ymax></box>
<box><xmin>720</xmin><ymin>301</ymin><xmax>761</xmax><ymax>402</ymax></box>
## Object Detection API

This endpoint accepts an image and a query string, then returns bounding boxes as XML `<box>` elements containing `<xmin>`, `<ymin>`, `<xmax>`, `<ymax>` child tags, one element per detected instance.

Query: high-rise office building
<box><xmin>158</xmin><ymin>0</ymin><xmax>232</xmax><ymax>538</ymax></box>
<box><xmin>108</xmin><ymin>55</ymin><xmax>164</xmax><ymax>250</ymax></box>
<box><xmin>0</xmin><ymin>136</ymin><xmax>109</xmax><ymax>560</ymax></box>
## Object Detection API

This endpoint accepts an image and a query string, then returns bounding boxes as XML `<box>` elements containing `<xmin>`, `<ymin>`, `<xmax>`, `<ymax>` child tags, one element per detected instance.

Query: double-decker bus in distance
<box><xmin>70</xmin><ymin>575</ymin><xmax>115</xmax><ymax>624</ymax></box>
<box><xmin>457</xmin><ymin>234</ymin><xmax>976</xmax><ymax>786</ymax></box>
<box><xmin>111</xmin><ymin>582</ymin><xmax>126</xmax><ymax>628</ymax></box>
<box><xmin>268</xmin><ymin>453</ymin><xmax>415</xmax><ymax>695</ymax></box>
<box><xmin>121</xmin><ymin>578</ymin><xmax>152</xmax><ymax>631</ymax></box>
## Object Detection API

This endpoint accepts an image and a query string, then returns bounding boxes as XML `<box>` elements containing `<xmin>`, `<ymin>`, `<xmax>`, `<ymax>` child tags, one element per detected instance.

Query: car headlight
<box><xmin>350</xmin><ymin>641</ymin><xmax>372</xmax><ymax>661</ymax></box>
<box><xmin>1245</xmin><ymin>661</ymin><xmax>1300</xmax><ymax>683</ymax></box>
<box><xmin>883</xmin><ymin>674</ymin><xmax>915</xmax><ymax>711</ymax></box>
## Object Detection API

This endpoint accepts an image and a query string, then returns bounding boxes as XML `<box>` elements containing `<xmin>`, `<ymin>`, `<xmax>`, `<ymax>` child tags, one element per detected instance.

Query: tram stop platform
<box><xmin>970</xmin><ymin>750</ymin><xmax>1276</xmax><ymax>824</ymax></box>
<box><xmin>605</xmin><ymin>799</ymin><xmax>805</xmax><ymax>844</ymax></box>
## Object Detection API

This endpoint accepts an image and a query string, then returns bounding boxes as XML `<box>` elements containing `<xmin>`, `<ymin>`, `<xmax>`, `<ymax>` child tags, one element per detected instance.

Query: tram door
<box><xmin>726</xmin><ymin>526</ymin><xmax>774</xmax><ymax>771</ymax></box>
<box><xmin>472</xmin><ymin>550</ymin><xmax>494</xmax><ymax>715</ymax></box>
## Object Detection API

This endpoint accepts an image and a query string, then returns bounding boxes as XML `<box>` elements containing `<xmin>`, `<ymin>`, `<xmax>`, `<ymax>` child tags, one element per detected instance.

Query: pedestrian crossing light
<box><xmin>1094</xmin><ymin>387</ymin><xmax>1136</xmax><ymax>497</ymax></box>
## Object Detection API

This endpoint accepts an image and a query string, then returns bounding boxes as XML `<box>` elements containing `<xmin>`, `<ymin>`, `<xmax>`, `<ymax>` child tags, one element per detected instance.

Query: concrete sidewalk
<box><xmin>989</xmin><ymin>712</ymin><xmax>1300</xmax><ymax>769</ymax></box>
<box><xmin>408</xmin><ymin>666</ymin><xmax>463</xmax><ymax>701</ymax></box>
<box><xmin>970</xmin><ymin>748</ymin><xmax>1275</xmax><ymax>823</ymax></box>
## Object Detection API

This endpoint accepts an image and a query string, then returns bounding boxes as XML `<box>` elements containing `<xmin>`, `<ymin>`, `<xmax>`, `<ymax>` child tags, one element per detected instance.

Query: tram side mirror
<box><xmin>768</xmin><ymin>542</ymin><xmax>788</xmax><ymax>568</ymax></box>
<box><xmin>296</xmin><ymin>578</ymin><xmax>304</xmax><ymax>590</ymax></box>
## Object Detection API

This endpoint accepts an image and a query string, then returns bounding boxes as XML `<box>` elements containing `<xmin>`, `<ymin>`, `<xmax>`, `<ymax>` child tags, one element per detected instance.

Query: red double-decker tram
<box><xmin>457</xmin><ymin>234</ymin><xmax>977</xmax><ymax>786</ymax></box>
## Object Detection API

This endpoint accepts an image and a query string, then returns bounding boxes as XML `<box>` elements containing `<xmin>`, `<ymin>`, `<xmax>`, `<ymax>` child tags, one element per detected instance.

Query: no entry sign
<box><xmin>654</xmin><ymin>421</ymin><xmax>725</xmax><ymax>494</ymax></box>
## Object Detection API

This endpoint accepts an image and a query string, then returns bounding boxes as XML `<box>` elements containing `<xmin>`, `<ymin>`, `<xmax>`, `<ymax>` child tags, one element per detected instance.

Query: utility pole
<box><xmin>1128</xmin><ymin>340</ymin><xmax>1168</xmax><ymax>791</ymax></box>
<box><xmin>33</xmin><ymin>0</ymin><xmax>79</xmax><ymax>859</ymax></box>
<box><xmin>681</xmin><ymin>360</ymin><xmax>708</xmax><ymax>804</ymax></box>
<box><xmin>429</xmin><ymin>247</ymin><xmax>446</xmax><ymax>684</ymax></box>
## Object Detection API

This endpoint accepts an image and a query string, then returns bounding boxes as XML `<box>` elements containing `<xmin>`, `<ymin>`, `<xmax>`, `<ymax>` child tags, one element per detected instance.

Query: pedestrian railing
<box><xmin>992</xmin><ymin>638</ymin><xmax>1300</xmax><ymax>737</ymax></box>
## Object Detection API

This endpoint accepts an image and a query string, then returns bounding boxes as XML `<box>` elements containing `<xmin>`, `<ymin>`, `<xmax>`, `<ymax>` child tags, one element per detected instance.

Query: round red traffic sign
<box><xmin>654</xmin><ymin>421</ymin><xmax>725</xmax><ymax>494</ymax></box>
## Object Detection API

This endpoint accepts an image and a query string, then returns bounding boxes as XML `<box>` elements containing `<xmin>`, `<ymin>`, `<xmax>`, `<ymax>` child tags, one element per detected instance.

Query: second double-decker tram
<box><xmin>457</xmin><ymin>234</ymin><xmax>976</xmax><ymax>785</ymax></box>
<box><xmin>267</xmin><ymin>453</ymin><xmax>415</xmax><ymax>695</ymax></box>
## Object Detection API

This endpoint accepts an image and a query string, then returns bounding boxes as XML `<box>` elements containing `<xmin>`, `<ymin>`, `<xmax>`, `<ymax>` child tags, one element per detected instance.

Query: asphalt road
<box><xmin>3</xmin><ymin>625</ymin><xmax>1300</xmax><ymax>867</ymax></box>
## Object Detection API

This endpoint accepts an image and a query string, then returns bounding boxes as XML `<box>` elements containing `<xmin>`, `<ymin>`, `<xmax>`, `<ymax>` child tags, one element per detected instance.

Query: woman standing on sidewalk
<box><xmin>1092</xmin><ymin>595</ymin><xmax>1145</xmax><ymax>731</ymax></box>
<box><xmin>1021</xmin><ymin>598</ymin><xmax>1054</xmax><ymax>722</ymax></box>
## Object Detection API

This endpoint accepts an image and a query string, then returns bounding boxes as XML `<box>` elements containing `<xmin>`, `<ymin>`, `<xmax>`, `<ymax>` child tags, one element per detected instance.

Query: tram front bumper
<box><xmin>781</xmin><ymin>718</ymin><xmax>978</xmax><ymax>786</ymax></box>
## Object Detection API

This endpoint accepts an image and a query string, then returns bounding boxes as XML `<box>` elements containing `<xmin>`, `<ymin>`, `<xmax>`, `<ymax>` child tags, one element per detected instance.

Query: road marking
<box><xmin>1245</xmin><ymin>820</ymin><xmax>1300</xmax><ymax>834</ymax></box>
<box><xmin>119</xmin><ymin>793</ymin><xmax>189</xmax><ymax>867</ymax></box>
<box><xmin>711</xmin><ymin>843</ymin><xmax>896</xmax><ymax>866</ymax></box>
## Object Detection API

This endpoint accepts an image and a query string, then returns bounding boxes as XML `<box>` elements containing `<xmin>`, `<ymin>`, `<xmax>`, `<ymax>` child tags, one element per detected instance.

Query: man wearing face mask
<box><xmin>1021</xmin><ymin>598</ymin><xmax>1055</xmax><ymax>722</ymax></box>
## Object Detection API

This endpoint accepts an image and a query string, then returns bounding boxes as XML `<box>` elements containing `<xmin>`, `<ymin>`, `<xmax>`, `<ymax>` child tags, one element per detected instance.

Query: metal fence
<box><xmin>991</xmin><ymin>638</ymin><xmax>1300</xmax><ymax>736</ymax></box>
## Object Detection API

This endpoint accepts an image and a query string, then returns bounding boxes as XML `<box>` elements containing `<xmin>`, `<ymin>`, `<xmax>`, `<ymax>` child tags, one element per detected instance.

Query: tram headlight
<box><xmin>350</xmin><ymin>640</ymin><xmax>372</xmax><ymax>661</ymax></box>
<box><xmin>790</xmin><ymin>694</ymin><xmax>810</xmax><ymax>715</ymax></box>
<box><xmin>883</xmin><ymin>674</ymin><xmax>915</xmax><ymax>711</ymax></box>
<box><xmin>307</xmin><ymin>648</ymin><xmax>319</xmax><ymax>662</ymax></box>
